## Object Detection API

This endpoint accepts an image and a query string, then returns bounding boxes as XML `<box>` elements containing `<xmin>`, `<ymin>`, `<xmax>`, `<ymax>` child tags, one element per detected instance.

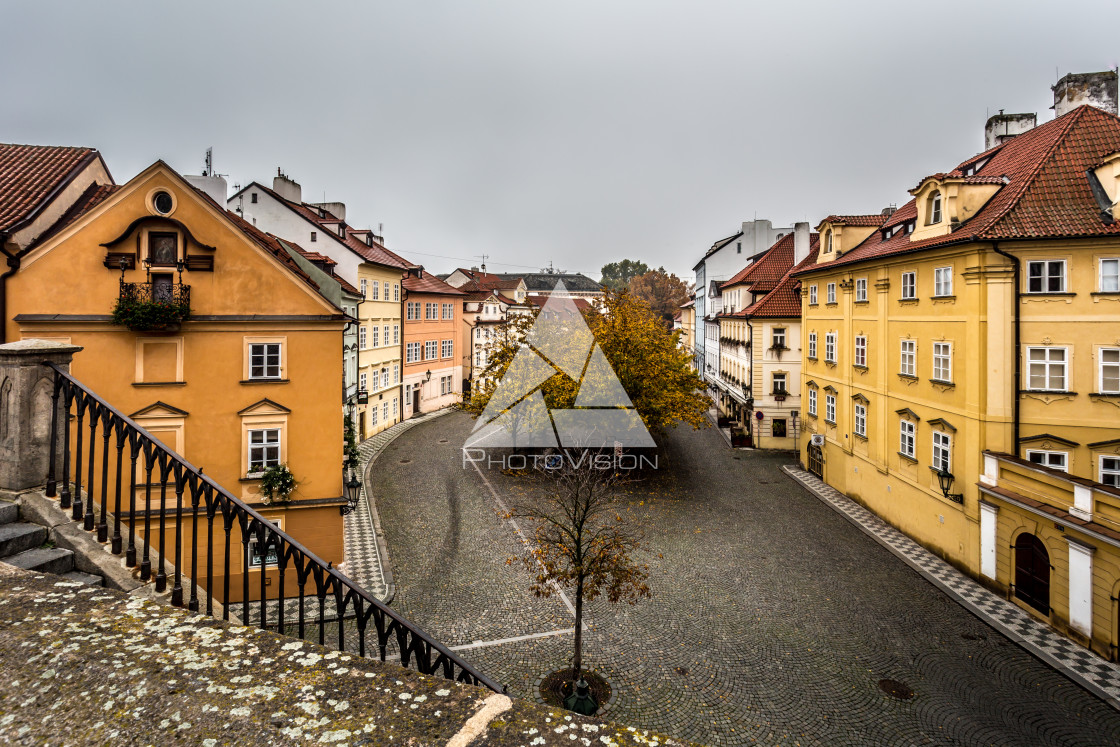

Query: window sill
<box><xmin>1023</xmin><ymin>292</ymin><xmax>1075</xmax><ymax>296</ymax></box>
<box><xmin>854</xmin><ymin>300</ymin><xmax>869</xmax><ymax>305</ymax></box>
<box><xmin>930</xmin><ymin>295</ymin><xmax>956</xmax><ymax>301</ymax></box>
<box><xmin>825</xmin><ymin>302</ymin><xmax>838</xmax><ymax>307</ymax></box>
<box><xmin>241</xmin><ymin>474</ymin><xmax>264</xmax><ymax>482</ymax></box>
<box><xmin>854</xmin><ymin>433</ymin><xmax>868</xmax><ymax>441</ymax></box>
<box><xmin>853</xmin><ymin>364</ymin><xmax>869</xmax><ymax>371</ymax></box>
<box><xmin>1090</xmin><ymin>392</ymin><xmax>1120</xmax><ymax>397</ymax></box>
<box><xmin>898</xmin><ymin>373</ymin><xmax>918</xmax><ymax>380</ymax></box>
<box><xmin>930</xmin><ymin>379</ymin><xmax>955</xmax><ymax>387</ymax></box>
<box><xmin>241</xmin><ymin>378</ymin><xmax>290</xmax><ymax>385</ymax></box>
<box><xmin>824</xmin><ymin>419</ymin><xmax>836</xmax><ymax>426</ymax></box>
<box><xmin>807</xmin><ymin>412</ymin><xmax>817</xmax><ymax>419</ymax></box>
<box><xmin>1020</xmin><ymin>389</ymin><xmax>1076</xmax><ymax>395</ymax></box>
<box><xmin>132</xmin><ymin>381</ymin><xmax>186</xmax><ymax>387</ymax></box>
<box><xmin>898</xmin><ymin>298</ymin><xmax>918</xmax><ymax>304</ymax></box>
<box><xmin>806</xmin><ymin>356</ymin><xmax>818</xmax><ymax>361</ymax></box>
<box><xmin>1090</xmin><ymin>292</ymin><xmax>1120</xmax><ymax>297</ymax></box>
<box><xmin>897</xmin><ymin>452</ymin><xmax>918</xmax><ymax>463</ymax></box>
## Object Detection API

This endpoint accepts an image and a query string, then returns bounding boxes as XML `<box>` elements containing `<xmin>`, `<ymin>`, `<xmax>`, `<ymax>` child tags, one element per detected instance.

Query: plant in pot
<box><xmin>258</xmin><ymin>464</ymin><xmax>297</xmax><ymax>505</ymax></box>
<box><xmin>111</xmin><ymin>296</ymin><xmax>191</xmax><ymax>332</ymax></box>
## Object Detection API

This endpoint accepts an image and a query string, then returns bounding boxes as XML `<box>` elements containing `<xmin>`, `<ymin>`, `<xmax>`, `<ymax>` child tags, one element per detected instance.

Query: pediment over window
<box><xmin>823</xmin><ymin>385</ymin><xmax>837</xmax><ymax>394</ymax></box>
<box><xmin>130</xmin><ymin>401</ymin><xmax>189</xmax><ymax>419</ymax></box>
<box><xmin>927</xmin><ymin>417</ymin><xmax>957</xmax><ymax>432</ymax></box>
<box><xmin>1087</xmin><ymin>437</ymin><xmax>1120</xmax><ymax>450</ymax></box>
<box><xmin>1022</xmin><ymin>432</ymin><xmax>1078</xmax><ymax>447</ymax></box>
<box><xmin>851</xmin><ymin>393</ymin><xmax>869</xmax><ymax>404</ymax></box>
<box><xmin>895</xmin><ymin>407</ymin><xmax>920</xmax><ymax>421</ymax></box>
<box><xmin>805</xmin><ymin>380</ymin><xmax>818</xmax><ymax>389</ymax></box>
<box><xmin>238</xmin><ymin>398</ymin><xmax>291</xmax><ymax>416</ymax></box>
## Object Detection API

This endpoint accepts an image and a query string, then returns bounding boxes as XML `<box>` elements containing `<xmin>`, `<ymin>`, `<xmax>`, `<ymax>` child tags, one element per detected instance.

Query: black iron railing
<box><xmin>43</xmin><ymin>362</ymin><xmax>502</xmax><ymax>693</ymax></box>
<box><xmin>119</xmin><ymin>279</ymin><xmax>191</xmax><ymax>308</ymax></box>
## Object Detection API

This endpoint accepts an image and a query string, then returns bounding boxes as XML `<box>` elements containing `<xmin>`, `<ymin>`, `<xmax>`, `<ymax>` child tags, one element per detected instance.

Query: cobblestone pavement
<box><xmin>341</xmin><ymin>408</ymin><xmax>453</xmax><ymax>600</ymax></box>
<box><xmin>784</xmin><ymin>464</ymin><xmax>1120</xmax><ymax>710</ymax></box>
<box><xmin>370</xmin><ymin>412</ymin><xmax>1120</xmax><ymax>746</ymax></box>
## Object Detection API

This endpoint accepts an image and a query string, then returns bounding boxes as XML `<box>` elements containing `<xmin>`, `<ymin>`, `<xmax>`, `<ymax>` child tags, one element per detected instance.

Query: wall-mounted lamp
<box><xmin>424</xmin><ymin>369</ymin><xmax>432</xmax><ymax>383</ymax></box>
<box><xmin>339</xmin><ymin>469</ymin><xmax>362</xmax><ymax>516</ymax></box>
<box><xmin>936</xmin><ymin>468</ymin><xmax>964</xmax><ymax>504</ymax></box>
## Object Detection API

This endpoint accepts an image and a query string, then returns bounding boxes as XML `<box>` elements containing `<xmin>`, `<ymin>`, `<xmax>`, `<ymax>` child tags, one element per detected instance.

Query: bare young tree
<box><xmin>508</xmin><ymin>451</ymin><xmax>651</xmax><ymax>694</ymax></box>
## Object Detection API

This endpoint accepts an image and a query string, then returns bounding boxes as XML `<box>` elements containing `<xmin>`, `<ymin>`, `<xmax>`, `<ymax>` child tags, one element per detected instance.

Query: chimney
<box><xmin>984</xmin><ymin>110</ymin><xmax>1038</xmax><ymax>150</ymax></box>
<box><xmin>184</xmin><ymin>174</ymin><xmax>228</xmax><ymax>206</ymax></box>
<box><xmin>1053</xmin><ymin>70</ymin><xmax>1119</xmax><ymax>117</ymax></box>
<box><xmin>310</xmin><ymin>201</ymin><xmax>346</xmax><ymax>221</ymax></box>
<box><xmin>881</xmin><ymin>205</ymin><xmax>897</xmax><ymax>217</ymax></box>
<box><xmin>272</xmin><ymin>169</ymin><xmax>302</xmax><ymax>204</ymax></box>
<box><xmin>793</xmin><ymin>222</ymin><xmax>810</xmax><ymax>266</ymax></box>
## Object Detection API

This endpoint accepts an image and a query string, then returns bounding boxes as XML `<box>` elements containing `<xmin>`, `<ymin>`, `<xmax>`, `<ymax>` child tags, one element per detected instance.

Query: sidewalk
<box><xmin>341</xmin><ymin>408</ymin><xmax>454</xmax><ymax>601</ymax></box>
<box><xmin>782</xmin><ymin>464</ymin><xmax>1120</xmax><ymax>711</ymax></box>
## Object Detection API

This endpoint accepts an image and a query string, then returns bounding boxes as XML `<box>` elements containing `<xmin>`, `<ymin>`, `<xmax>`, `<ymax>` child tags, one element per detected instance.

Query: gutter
<box><xmin>990</xmin><ymin>242</ymin><xmax>1021</xmax><ymax>455</ymax></box>
<box><xmin>0</xmin><ymin>232</ymin><xmax>14</xmax><ymax>344</ymax></box>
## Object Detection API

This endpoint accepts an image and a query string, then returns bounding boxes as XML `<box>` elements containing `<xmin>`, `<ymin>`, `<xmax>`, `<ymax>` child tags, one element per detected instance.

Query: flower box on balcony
<box><xmin>111</xmin><ymin>281</ymin><xmax>191</xmax><ymax>332</ymax></box>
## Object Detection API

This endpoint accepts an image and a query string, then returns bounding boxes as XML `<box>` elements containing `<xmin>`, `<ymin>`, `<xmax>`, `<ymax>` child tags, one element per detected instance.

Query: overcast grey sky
<box><xmin>3</xmin><ymin>1</ymin><xmax>1118</xmax><ymax>281</ymax></box>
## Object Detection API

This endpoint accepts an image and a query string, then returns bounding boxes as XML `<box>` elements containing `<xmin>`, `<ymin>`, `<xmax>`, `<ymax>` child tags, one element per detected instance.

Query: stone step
<box><xmin>0</xmin><ymin>502</ymin><xmax>18</xmax><ymax>526</ymax></box>
<box><xmin>0</xmin><ymin>522</ymin><xmax>49</xmax><ymax>559</ymax></box>
<box><xmin>61</xmin><ymin>570</ymin><xmax>103</xmax><ymax>587</ymax></box>
<box><xmin>3</xmin><ymin>547</ymin><xmax>75</xmax><ymax>575</ymax></box>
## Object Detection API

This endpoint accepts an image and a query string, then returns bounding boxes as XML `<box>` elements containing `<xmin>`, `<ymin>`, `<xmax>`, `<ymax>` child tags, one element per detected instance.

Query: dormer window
<box><xmin>826</xmin><ymin>231</ymin><xmax>833</xmax><ymax>253</ymax></box>
<box><xmin>366</xmin><ymin>234</ymin><xmax>373</xmax><ymax>247</ymax></box>
<box><xmin>338</xmin><ymin>224</ymin><xmax>346</xmax><ymax>237</ymax></box>
<box><xmin>927</xmin><ymin>191</ymin><xmax>942</xmax><ymax>224</ymax></box>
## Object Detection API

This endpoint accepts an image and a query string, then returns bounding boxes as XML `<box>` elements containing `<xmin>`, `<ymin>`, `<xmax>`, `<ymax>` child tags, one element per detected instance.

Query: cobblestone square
<box><xmin>367</xmin><ymin>412</ymin><xmax>1120</xmax><ymax>746</ymax></box>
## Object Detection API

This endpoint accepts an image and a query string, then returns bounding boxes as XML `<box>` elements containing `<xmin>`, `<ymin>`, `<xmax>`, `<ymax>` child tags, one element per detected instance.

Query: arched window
<box><xmin>826</xmin><ymin>231</ymin><xmax>833</xmax><ymax>253</ymax></box>
<box><xmin>928</xmin><ymin>191</ymin><xmax>942</xmax><ymax>224</ymax></box>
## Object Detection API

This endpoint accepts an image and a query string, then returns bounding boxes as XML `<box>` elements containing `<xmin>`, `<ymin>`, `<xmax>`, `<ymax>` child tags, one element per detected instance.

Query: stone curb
<box><xmin>781</xmin><ymin>464</ymin><xmax>1120</xmax><ymax>712</ymax></box>
<box><xmin>354</xmin><ymin>407</ymin><xmax>455</xmax><ymax>606</ymax></box>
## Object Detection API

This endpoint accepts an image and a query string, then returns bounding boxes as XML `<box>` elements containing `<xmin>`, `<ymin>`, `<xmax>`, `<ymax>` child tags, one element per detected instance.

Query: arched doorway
<box><xmin>1014</xmin><ymin>533</ymin><xmax>1050</xmax><ymax>616</ymax></box>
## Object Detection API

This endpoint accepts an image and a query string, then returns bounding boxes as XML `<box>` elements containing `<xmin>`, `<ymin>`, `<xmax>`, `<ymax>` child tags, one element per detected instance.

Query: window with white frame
<box><xmin>442</xmin><ymin>339</ymin><xmax>453</xmax><ymax>358</ymax></box>
<box><xmin>426</xmin><ymin>303</ymin><xmax>438</xmax><ymax>320</ymax></box>
<box><xmin>809</xmin><ymin>285</ymin><xmax>818</xmax><ymax>305</ymax></box>
<box><xmin>899</xmin><ymin>420</ymin><xmax>916</xmax><ymax>458</ymax></box>
<box><xmin>827</xmin><ymin>283</ymin><xmax>836</xmax><ymax>304</ymax></box>
<box><xmin>360</xmin><ymin>279</ymin><xmax>367</xmax><ymax>298</ymax></box>
<box><xmin>1101</xmin><ymin>348</ymin><xmax>1120</xmax><ymax>393</ymax></box>
<box><xmin>371</xmin><ymin>326</ymin><xmax>380</xmax><ymax>348</ymax></box>
<box><xmin>383</xmin><ymin>325</ymin><xmax>389</xmax><ymax>346</ymax></box>
<box><xmin>381</xmin><ymin>369</ymin><xmax>389</xmax><ymax>388</ymax></box>
<box><xmin>933</xmin><ymin>342</ymin><xmax>952</xmax><ymax>382</ymax></box>
<box><xmin>393</xmin><ymin>363</ymin><xmax>399</xmax><ymax>383</ymax></box>
<box><xmin>773</xmin><ymin>372</ymin><xmax>787</xmax><ymax>395</ymax></box>
<box><xmin>901</xmin><ymin>272</ymin><xmax>916</xmax><ymax>299</ymax></box>
<box><xmin>248</xmin><ymin>428</ymin><xmax>281</xmax><ymax>474</ymax></box>
<box><xmin>934</xmin><ymin>267</ymin><xmax>952</xmax><ymax>296</ymax></box>
<box><xmin>825</xmin><ymin>394</ymin><xmax>836</xmax><ymax>423</ymax></box>
<box><xmin>249</xmin><ymin>343</ymin><xmax>282</xmax><ymax>379</ymax></box>
<box><xmin>425</xmin><ymin>340</ymin><xmax>438</xmax><ymax>360</ymax></box>
<box><xmin>1028</xmin><ymin>347</ymin><xmax>1066</xmax><ymax>391</ymax></box>
<box><xmin>1027</xmin><ymin>260</ymin><xmax>1066</xmax><ymax>293</ymax></box>
<box><xmin>932</xmin><ymin>431</ymin><xmax>951</xmax><ymax>472</ymax></box>
<box><xmin>808</xmin><ymin>332</ymin><xmax>817</xmax><ymax>359</ymax></box>
<box><xmin>1101</xmin><ymin>456</ymin><xmax>1120</xmax><ymax>487</ymax></box>
<box><xmin>825</xmin><ymin>332</ymin><xmax>837</xmax><ymax>363</ymax></box>
<box><xmin>854</xmin><ymin>335</ymin><xmax>867</xmax><ymax>367</ymax></box>
<box><xmin>928</xmin><ymin>191</ymin><xmax>942</xmax><ymax>224</ymax></box>
<box><xmin>358</xmin><ymin>327</ymin><xmax>367</xmax><ymax>350</ymax></box>
<box><xmin>384</xmin><ymin>281</ymin><xmax>390</xmax><ymax>300</ymax></box>
<box><xmin>371</xmin><ymin>405</ymin><xmax>379</xmax><ymax>427</ymax></box>
<box><xmin>382</xmin><ymin>401</ymin><xmax>389</xmax><ymax>423</ymax></box>
<box><xmin>1027</xmin><ymin>450</ymin><xmax>1068</xmax><ymax>471</ymax></box>
<box><xmin>854</xmin><ymin>403</ymin><xmax>866</xmax><ymax>437</ymax></box>
<box><xmin>248</xmin><ymin>518</ymin><xmax>281</xmax><ymax>568</ymax></box>
<box><xmin>393</xmin><ymin>325</ymin><xmax>400</xmax><ymax>344</ymax></box>
<box><xmin>359</xmin><ymin>372</ymin><xmax>367</xmax><ymax>392</ymax></box>
<box><xmin>391</xmin><ymin>396</ymin><xmax>398</xmax><ymax>414</ymax></box>
<box><xmin>808</xmin><ymin>389</ymin><xmax>817</xmax><ymax>416</ymax></box>
<box><xmin>370</xmin><ymin>281</ymin><xmax>380</xmax><ymax>301</ymax></box>
<box><xmin>772</xmin><ymin>328</ymin><xmax>786</xmax><ymax>349</ymax></box>
<box><xmin>443</xmin><ymin>303</ymin><xmax>454</xmax><ymax>320</ymax></box>
<box><xmin>900</xmin><ymin>339</ymin><xmax>916</xmax><ymax>376</ymax></box>
<box><xmin>855</xmin><ymin>278</ymin><xmax>867</xmax><ymax>302</ymax></box>
<box><xmin>406</xmin><ymin>342</ymin><xmax>422</xmax><ymax>363</ymax></box>
<box><xmin>407</xmin><ymin>301</ymin><xmax>421</xmax><ymax>320</ymax></box>
<box><xmin>393</xmin><ymin>283</ymin><xmax>400</xmax><ymax>301</ymax></box>
<box><xmin>1102</xmin><ymin>259</ymin><xmax>1119</xmax><ymax>292</ymax></box>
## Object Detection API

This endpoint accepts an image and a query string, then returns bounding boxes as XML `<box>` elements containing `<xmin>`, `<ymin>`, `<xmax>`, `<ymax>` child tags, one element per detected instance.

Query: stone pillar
<box><xmin>0</xmin><ymin>340</ymin><xmax>83</xmax><ymax>492</ymax></box>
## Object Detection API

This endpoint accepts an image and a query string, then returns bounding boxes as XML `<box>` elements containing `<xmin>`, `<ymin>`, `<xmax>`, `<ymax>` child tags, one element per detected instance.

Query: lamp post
<box><xmin>935</xmin><ymin>468</ymin><xmax>964</xmax><ymax>504</ymax></box>
<box><xmin>564</xmin><ymin>677</ymin><xmax>598</xmax><ymax>715</ymax></box>
<box><xmin>339</xmin><ymin>469</ymin><xmax>362</xmax><ymax>516</ymax></box>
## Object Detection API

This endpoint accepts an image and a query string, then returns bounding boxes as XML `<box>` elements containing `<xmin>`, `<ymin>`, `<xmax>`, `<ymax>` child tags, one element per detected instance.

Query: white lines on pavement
<box><xmin>449</xmin><ymin>628</ymin><xmax>575</xmax><ymax>652</ymax></box>
<box><xmin>468</xmin><ymin>459</ymin><xmax>579</xmax><ymax>620</ymax></box>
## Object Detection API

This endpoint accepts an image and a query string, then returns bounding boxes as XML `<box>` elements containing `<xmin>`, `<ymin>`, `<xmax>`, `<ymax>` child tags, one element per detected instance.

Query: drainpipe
<box><xmin>0</xmin><ymin>233</ymin><xmax>16</xmax><ymax>344</ymax></box>
<box><xmin>991</xmin><ymin>243</ymin><xmax>1021</xmax><ymax>455</ymax></box>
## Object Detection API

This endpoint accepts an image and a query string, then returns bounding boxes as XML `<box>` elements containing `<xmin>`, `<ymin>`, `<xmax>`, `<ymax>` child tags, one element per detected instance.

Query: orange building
<box><xmin>402</xmin><ymin>269</ymin><xmax>463</xmax><ymax>415</ymax></box>
<box><xmin>3</xmin><ymin>154</ymin><xmax>348</xmax><ymax>602</ymax></box>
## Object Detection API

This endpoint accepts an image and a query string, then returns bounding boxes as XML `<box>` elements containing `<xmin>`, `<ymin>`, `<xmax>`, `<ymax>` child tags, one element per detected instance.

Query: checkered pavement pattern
<box><xmin>341</xmin><ymin>408</ymin><xmax>455</xmax><ymax>601</ymax></box>
<box><xmin>783</xmin><ymin>464</ymin><xmax>1120</xmax><ymax>709</ymax></box>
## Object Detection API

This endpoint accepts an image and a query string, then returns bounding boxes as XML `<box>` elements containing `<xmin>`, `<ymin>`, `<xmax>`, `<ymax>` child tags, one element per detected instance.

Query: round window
<box><xmin>153</xmin><ymin>191</ymin><xmax>174</xmax><ymax>215</ymax></box>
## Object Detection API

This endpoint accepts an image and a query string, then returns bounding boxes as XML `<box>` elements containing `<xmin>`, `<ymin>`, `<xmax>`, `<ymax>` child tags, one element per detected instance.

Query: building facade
<box><xmin>402</xmin><ymin>269</ymin><xmax>463</xmax><ymax>415</ymax></box>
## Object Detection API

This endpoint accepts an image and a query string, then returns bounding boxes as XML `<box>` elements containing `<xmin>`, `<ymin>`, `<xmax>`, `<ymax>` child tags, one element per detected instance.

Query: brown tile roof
<box><xmin>525</xmin><ymin>294</ymin><xmax>592</xmax><ymax>311</ymax></box>
<box><xmin>402</xmin><ymin>272</ymin><xmax>464</xmax><ymax>295</ymax></box>
<box><xmin>453</xmin><ymin>268</ymin><xmax>523</xmax><ymax>292</ymax></box>
<box><xmin>743</xmin><ymin>245</ymin><xmax>820</xmax><ymax>318</ymax></box>
<box><xmin>0</xmin><ymin>143</ymin><xmax>102</xmax><ymax>233</ymax></box>
<box><xmin>275</xmin><ymin>236</ymin><xmax>362</xmax><ymax>296</ymax></box>
<box><xmin>798</xmin><ymin>105</ymin><xmax>1120</xmax><ymax>276</ymax></box>
<box><xmin>819</xmin><ymin>214</ymin><xmax>887</xmax><ymax>227</ymax></box>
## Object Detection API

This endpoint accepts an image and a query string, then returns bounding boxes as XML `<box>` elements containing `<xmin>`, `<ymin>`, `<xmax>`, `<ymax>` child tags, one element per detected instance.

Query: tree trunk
<box><xmin>573</xmin><ymin>573</ymin><xmax>584</xmax><ymax>682</ymax></box>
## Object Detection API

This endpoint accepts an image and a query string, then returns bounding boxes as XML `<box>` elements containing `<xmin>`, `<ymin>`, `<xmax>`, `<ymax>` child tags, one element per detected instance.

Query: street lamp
<box><xmin>564</xmin><ymin>678</ymin><xmax>598</xmax><ymax>716</ymax></box>
<box><xmin>424</xmin><ymin>369</ymin><xmax>432</xmax><ymax>383</ymax></box>
<box><xmin>935</xmin><ymin>468</ymin><xmax>964</xmax><ymax>504</ymax></box>
<box><xmin>339</xmin><ymin>469</ymin><xmax>362</xmax><ymax>516</ymax></box>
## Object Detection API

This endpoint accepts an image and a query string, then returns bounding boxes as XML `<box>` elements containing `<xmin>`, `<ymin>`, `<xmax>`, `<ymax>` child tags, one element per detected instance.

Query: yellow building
<box><xmin>798</xmin><ymin>105</ymin><xmax>1120</xmax><ymax>657</ymax></box>
<box><xmin>5</xmin><ymin>158</ymin><xmax>348</xmax><ymax>602</ymax></box>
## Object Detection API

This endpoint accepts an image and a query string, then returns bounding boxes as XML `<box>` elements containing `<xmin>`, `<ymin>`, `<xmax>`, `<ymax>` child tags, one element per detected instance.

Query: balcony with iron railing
<box><xmin>112</xmin><ymin>278</ymin><xmax>192</xmax><ymax>332</ymax></box>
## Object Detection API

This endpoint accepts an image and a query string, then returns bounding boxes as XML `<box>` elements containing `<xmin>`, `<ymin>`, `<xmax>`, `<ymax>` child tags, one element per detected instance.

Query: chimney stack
<box><xmin>793</xmin><ymin>222</ymin><xmax>810</xmax><ymax>266</ymax></box>
<box><xmin>1053</xmin><ymin>70</ymin><xmax>1119</xmax><ymax>117</ymax></box>
<box><xmin>272</xmin><ymin>170</ymin><xmax>302</xmax><ymax>204</ymax></box>
<box><xmin>984</xmin><ymin>111</ymin><xmax>1037</xmax><ymax>150</ymax></box>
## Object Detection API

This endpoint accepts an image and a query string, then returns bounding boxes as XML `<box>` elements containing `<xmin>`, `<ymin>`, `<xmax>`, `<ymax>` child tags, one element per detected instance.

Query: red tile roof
<box><xmin>452</xmin><ymin>268</ymin><xmax>523</xmax><ymax>292</ymax></box>
<box><xmin>799</xmin><ymin>105</ymin><xmax>1120</xmax><ymax>276</ymax></box>
<box><xmin>721</xmin><ymin>232</ymin><xmax>815</xmax><ymax>292</ymax></box>
<box><xmin>819</xmin><ymin>214</ymin><xmax>887</xmax><ymax>227</ymax></box>
<box><xmin>402</xmin><ymin>272</ymin><xmax>464</xmax><ymax>295</ymax></box>
<box><xmin>275</xmin><ymin>236</ymin><xmax>362</xmax><ymax>296</ymax></box>
<box><xmin>741</xmin><ymin>244</ymin><xmax>820</xmax><ymax>318</ymax></box>
<box><xmin>525</xmin><ymin>294</ymin><xmax>592</xmax><ymax>311</ymax></box>
<box><xmin>0</xmin><ymin>143</ymin><xmax>102</xmax><ymax>233</ymax></box>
